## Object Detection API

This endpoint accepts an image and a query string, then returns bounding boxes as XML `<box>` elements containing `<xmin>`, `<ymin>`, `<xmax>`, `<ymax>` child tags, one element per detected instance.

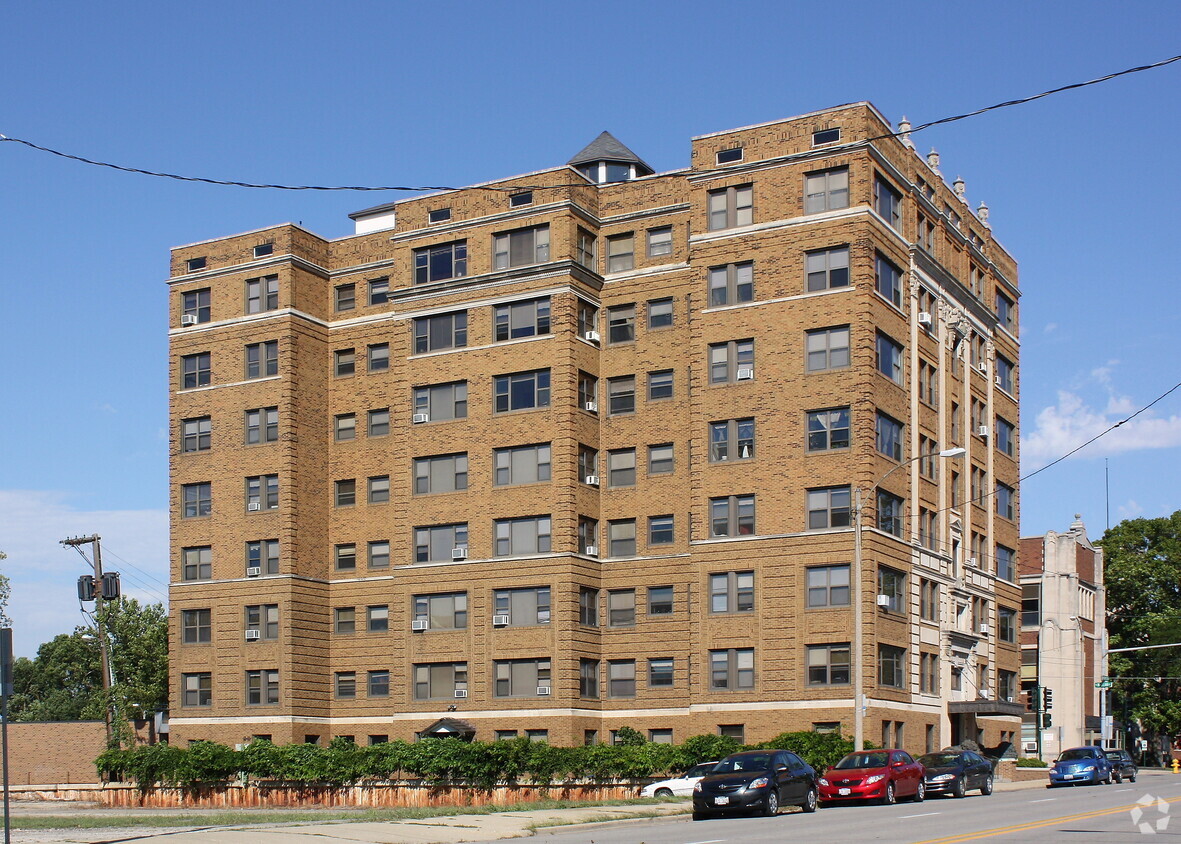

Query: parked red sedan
<box><xmin>818</xmin><ymin>749</ymin><xmax>926</xmax><ymax>805</ymax></box>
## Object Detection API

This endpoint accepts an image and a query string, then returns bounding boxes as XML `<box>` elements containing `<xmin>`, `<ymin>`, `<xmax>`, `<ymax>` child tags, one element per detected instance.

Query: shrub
<box><xmin>757</xmin><ymin>730</ymin><xmax>855</xmax><ymax>771</ymax></box>
<box><xmin>1016</xmin><ymin>757</ymin><xmax>1048</xmax><ymax>768</ymax></box>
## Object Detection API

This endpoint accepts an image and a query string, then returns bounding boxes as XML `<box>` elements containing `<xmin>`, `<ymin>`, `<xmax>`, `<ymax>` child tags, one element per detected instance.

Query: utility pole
<box><xmin>60</xmin><ymin>535</ymin><xmax>114</xmax><ymax>745</ymax></box>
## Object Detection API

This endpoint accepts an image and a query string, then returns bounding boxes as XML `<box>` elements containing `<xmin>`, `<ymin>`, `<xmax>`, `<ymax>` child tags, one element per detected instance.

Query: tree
<box><xmin>1100</xmin><ymin>511</ymin><xmax>1181</xmax><ymax>765</ymax></box>
<box><xmin>100</xmin><ymin>597</ymin><xmax>169</xmax><ymax>727</ymax></box>
<box><xmin>0</xmin><ymin>550</ymin><xmax>11</xmax><ymax>627</ymax></box>
<box><xmin>9</xmin><ymin>629</ymin><xmax>104</xmax><ymax>721</ymax></box>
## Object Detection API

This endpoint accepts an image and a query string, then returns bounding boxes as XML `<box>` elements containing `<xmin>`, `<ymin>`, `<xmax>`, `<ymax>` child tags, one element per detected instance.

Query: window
<box><xmin>245</xmin><ymin>407</ymin><xmax>278</xmax><ymax>444</ymax></box>
<box><xmin>414</xmin><ymin>241</ymin><xmax>468</xmax><ymax>284</ymax></box>
<box><xmin>875</xmin><ymin>253</ymin><xmax>902</xmax><ymax>308</ymax></box>
<box><xmin>998</xmin><ymin>669</ymin><xmax>1017</xmax><ymax>703</ymax></box>
<box><xmin>494</xmin><ymin>659</ymin><xmax>551</xmax><ymax>697</ymax></box>
<box><xmin>494</xmin><ymin>444</ymin><xmax>550</xmax><ymax>486</ymax></box>
<box><xmin>807</xmin><ymin>408</ymin><xmax>850</xmax><ymax>451</ymax></box>
<box><xmin>647</xmin><ymin>227</ymin><xmax>672</xmax><ymax>257</ymax></box>
<box><xmin>996</xmin><ymin>483</ymin><xmax>1016</xmax><ymax>520</ymax></box>
<box><xmin>245</xmin><ymin>474</ymin><xmax>279</xmax><ymax>511</ymax></box>
<box><xmin>414</xmin><ymin>523</ymin><xmax>469</xmax><ymax>563</ymax></box>
<box><xmin>920</xmin><ymin>579</ymin><xmax>940</xmax><ymax>622</ymax></box>
<box><xmin>647</xmin><ymin>298</ymin><xmax>675</xmax><ymax>328</ymax></box>
<box><xmin>335</xmin><ymin>672</ymin><xmax>357</xmax><ymax>698</ymax></box>
<box><xmin>878</xmin><ymin>567</ymin><xmax>906</xmax><ymax>612</ymax></box>
<box><xmin>710</xmin><ymin>418</ymin><xmax>755</xmax><ymax>462</ymax></box>
<box><xmin>333</xmin><ymin>413</ymin><xmax>356</xmax><ymax>442</ymax></box>
<box><xmin>413</xmin><ymin>311</ymin><xmax>467</xmax><ymax>354</ymax></box>
<box><xmin>710</xmin><ymin>495</ymin><xmax>755</xmax><ymax>537</ymax></box>
<box><xmin>648</xmin><ymin>445</ymin><xmax>674</xmax><ymax>475</ymax></box>
<box><xmin>607</xmin><ymin>304</ymin><xmax>635</xmax><ymax>343</ymax></box>
<box><xmin>875</xmin><ymin>177</ymin><xmax>902</xmax><ymax>229</ymax></box>
<box><xmin>716</xmin><ymin>147</ymin><xmax>743</xmax><ymax>164</ymax></box>
<box><xmin>916</xmin><ymin>506</ymin><xmax>936</xmax><ymax>550</ymax></box>
<box><xmin>608</xmin><ymin>660</ymin><xmax>636</xmax><ymax>697</ymax></box>
<box><xmin>996</xmin><ymin>291</ymin><xmax>1016</xmax><ymax>332</ymax></box>
<box><xmin>806</xmin><ymin>246</ymin><xmax>850</xmax><ymax>291</ymax></box>
<box><xmin>608</xmin><ymin>519</ymin><xmax>637</xmax><ymax>556</ymax></box>
<box><xmin>367</xmin><ymin>343</ymin><xmax>389</xmax><ymax>372</ymax></box>
<box><xmin>648</xmin><ymin>658</ymin><xmax>675</xmax><ymax>688</ymax></box>
<box><xmin>428</xmin><ymin>207</ymin><xmax>451</xmax><ymax>224</ymax></box>
<box><xmin>578</xmin><ymin>446</ymin><xmax>598</xmax><ymax>481</ymax></box>
<box><xmin>494</xmin><ymin>298</ymin><xmax>550</xmax><ymax>341</ymax></box>
<box><xmin>971</xmin><ymin>465</ymin><xmax>987</xmax><ymax>504</ymax></box>
<box><xmin>804</xmin><ymin>167</ymin><xmax>848</xmax><ymax>214</ymax></box>
<box><xmin>718</xmin><ymin>724</ymin><xmax>746</xmax><ymax>741</ymax></box>
<box><xmin>578</xmin><ymin>372</ymin><xmax>598</xmax><ymax>411</ymax></box>
<box><xmin>808</xmin><ymin>644</ymin><xmax>850</xmax><ymax>685</ymax></box>
<box><xmin>494</xmin><ymin>370</ymin><xmax>550</xmax><ymax>413</ymax></box>
<box><xmin>243</xmin><ymin>275</ymin><xmax>279</xmax><ymax>314</ymax></box>
<box><xmin>606</xmin><ymin>233</ymin><xmax>634</xmax><ymax>272</ymax></box>
<box><xmin>608</xmin><ymin>589</ymin><xmax>635</xmax><ymax>627</ymax></box>
<box><xmin>648</xmin><ymin>369</ymin><xmax>673</xmax><ymax>400</ymax></box>
<box><xmin>708</xmin><ymin>263</ymin><xmax>754</xmax><ymax>306</ymax></box>
<box><xmin>709</xmin><ymin>339</ymin><xmax>754</xmax><ymax>383</ymax></box>
<box><xmin>413</xmin><ymin>592</ymin><xmax>468</xmax><ymax>629</ymax></box>
<box><xmin>245</xmin><ymin>604</ymin><xmax>279</xmax><ymax>640</ymax></box>
<box><xmin>578</xmin><ymin>517</ymin><xmax>598</xmax><ymax>554</ymax></box>
<box><xmin>334</xmin><ymin>348</ymin><xmax>355</xmax><ymax>377</ymax></box>
<box><xmin>368</xmin><ymin>408</ymin><xmax>390</xmax><ymax>436</ymax></box>
<box><xmin>335</xmin><ymin>544</ymin><xmax>356</xmax><ymax>571</ymax></box>
<box><xmin>648</xmin><ymin>585</ymin><xmax>673</xmax><ymax>615</ymax></box>
<box><xmin>181</xmin><ymin>353</ymin><xmax>211</xmax><ymax>389</ymax></box>
<box><xmin>710</xmin><ymin>571</ymin><xmax>754</xmax><ymax>613</ymax></box>
<box><xmin>607</xmin><ymin>449</ymin><xmax>636</xmax><ymax>487</ymax></box>
<box><xmin>368</xmin><ymin>670</ymin><xmax>390</xmax><ymax>698</ymax></box>
<box><xmin>813</xmin><ymin>127</ymin><xmax>841</xmax><ymax>145</ymax></box>
<box><xmin>996</xmin><ymin>544</ymin><xmax>1016</xmax><ymax>582</ymax></box>
<box><xmin>580</xmin><ymin>660</ymin><xmax>600</xmax><ymax>698</ymax></box>
<box><xmin>182</xmin><ymin>288</ymin><xmax>211</xmax><ymax>323</ymax></box>
<box><xmin>246</xmin><ymin>670</ymin><xmax>280</xmax><ymax>705</ymax></box>
<box><xmin>996</xmin><ymin>416</ymin><xmax>1016</xmax><ymax>457</ymax></box>
<box><xmin>806</xmin><ymin>327</ymin><xmax>850</xmax><ymax>371</ymax></box>
<box><xmin>414</xmin><ymin>663</ymin><xmax>468</xmax><ymax>700</ymax></box>
<box><xmin>807</xmin><ymin>486</ymin><xmax>851</xmax><ymax>529</ymax></box>
<box><xmin>999</xmin><ymin>607</ymin><xmax>1017</xmax><ymax>642</ymax></box>
<box><xmin>493</xmin><ymin>225</ymin><xmax>549</xmax><ymax>269</ymax></box>
<box><xmin>181</xmin><ymin>417</ymin><xmax>211</xmax><ymax>453</ymax></box>
<box><xmin>996</xmin><ymin>355</ymin><xmax>1015</xmax><ymax>393</ymax></box>
<box><xmin>334</xmin><ymin>479</ymin><xmax>356</xmax><ymax>507</ymax></box>
<box><xmin>182</xmin><ymin>484</ymin><xmax>212</xmax><ymax>519</ymax></box>
<box><xmin>576</xmin><ymin>228</ymin><xmax>597</xmax><ymax>269</ymax></box>
<box><xmin>182</xmin><ymin>673</ymin><xmax>212</xmax><ymax>707</ymax></box>
<box><xmin>876</xmin><ymin>332</ymin><xmax>904</xmax><ymax>383</ymax></box>
<box><xmin>509</xmin><ymin>190</ymin><xmax>532</xmax><ymax>207</ymax></box>
<box><xmin>246</xmin><ymin>539</ymin><xmax>280</xmax><ymax>575</ymax></box>
<box><xmin>415</xmin><ymin>453</ymin><xmax>469</xmax><ymax>494</ymax></box>
<box><xmin>185</xmin><ymin>256</ymin><xmax>206</xmax><ymax>273</ymax></box>
<box><xmin>182</xmin><ymin>609</ymin><xmax>211</xmax><ymax>643</ymax></box>
<box><xmin>879</xmin><ymin>644</ymin><xmax>905</xmax><ymax>688</ymax></box>
<box><xmin>414</xmin><ymin>381</ymin><xmax>468</xmax><ymax>421</ymax></box>
<box><xmin>917</xmin><ymin>214</ymin><xmax>936</xmax><ymax>252</ymax></box>
<box><xmin>1022</xmin><ymin>583</ymin><xmax>1041</xmax><ymax>627</ymax></box>
<box><xmin>334</xmin><ymin>607</ymin><xmax>355</xmax><ymax>634</ymax></box>
<box><xmin>603</xmin><ymin>375</ymin><xmax>636</xmax><ymax>415</ymax></box>
<box><xmin>367</xmin><ymin>475</ymin><xmax>390</xmax><ymax>504</ymax></box>
<box><xmin>367</xmin><ymin>540</ymin><xmax>389</xmax><ymax>569</ymax></box>
<box><xmin>579</xmin><ymin>587</ymin><xmax>599</xmax><ymax>626</ymax></box>
<box><xmin>245</xmin><ymin>341</ymin><xmax>278</xmax><ymax>379</ymax></box>
<box><xmin>920</xmin><ymin>653</ymin><xmax>939</xmax><ymax>694</ymax></box>
<box><xmin>710</xmin><ymin>648</ymin><xmax>755</xmax><ymax>689</ymax></box>
<box><xmin>368</xmin><ymin>277</ymin><xmax>389</xmax><ymax>305</ymax></box>
<box><xmin>919</xmin><ymin>361</ymin><xmax>938</xmax><ymax>406</ymax></box>
<box><xmin>494</xmin><ymin>516</ymin><xmax>552</xmax><ymax>556</ymax></box>
<box><xmin>707</xmin><ymin>184</ymin><xmax>753</xmax><ymax>230</ymax></box>
<box><xmin>333</xmin><ymin>283</ymin><xmax>356</xmax><ymax>312</ymax></box>
<box><xmin>806</xmin><ymin>565</ymin><xmax>850</xmax><ymax>608</ymax></box>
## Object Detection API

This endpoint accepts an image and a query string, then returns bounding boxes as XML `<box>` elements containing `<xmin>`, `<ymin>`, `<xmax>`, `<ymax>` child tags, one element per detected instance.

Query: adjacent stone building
<box><xmin>167</xmin><ymin>103</ymin><xmax>1022</xmax><ymax>751</ymax></box>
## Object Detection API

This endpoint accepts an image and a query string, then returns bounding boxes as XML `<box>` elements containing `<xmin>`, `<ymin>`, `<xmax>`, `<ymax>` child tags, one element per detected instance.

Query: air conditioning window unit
<box><xmin>1023</xmin><ymin>741</ymin><xmax>1038</xmax><ymax>752</ymax></box>
<box><xmin>412</xmin><ymin>413</ymin><xmax>430</xmax><ymax>424</ymax></box>
<box><xmin>736</xmin><ymin>367</ymin><xmax>754</xmax><ymax>380</ymax></box>
<box><xmin>247</xmin><ymin>502</ymin><xmax>261</xmax><ymax>511</ymax></box>
<box><xmin>917</xmin><ymin>311</ymin><xmax>933</xmax><ymax>327</ymax></box>
<box><xmin>411</xmin><ymin>619</ymin><xmax>429</xmax><ymax>631</ymax></box>
<box><xmin>979</xmin><ymin>624</ymin><xmax>990</xmax><ymax>635</ymax></box>
<box><xmin>584</xmin><ymin>330</ymin><xmax>601</xmax><ymax>343</ymax></box>
<box><xmin>536</xmin><ymin>686</ymin><xmax>551</xmax><ymax>696</ymax></box>
<box><xmin>452</xmin><ymin>546</ymin><xmax>468</xmax><ymax>560</ymax></box>
<box><xmin>453</xmin><ymin>689</ymin><xmax>468</xmax><ymax>698</ymax></box>
<box><xmin>244</xmin><ymin>629</ymin><xmax>261</xmax><ymax>641</ymax></box>
<box><xmin>180</xmin><ymin>314</ymin><xmax>199</xmax><ymax>326</ymax></box>
<box><xmin>966</xmin><ymin>557</ymin><xmax>977</xmax><ymax>567</ymax></box>
<box><xmin>492</xmin><ymin>614</ymin><xmax>510</xmax><ymax>626</ymax></box>
<box><xmin>876</xmin><ymin>594</ymin><xmax>892</xmax><ymax>608</ymax></box>
<box><xmin>584</xmin><ymin>545</ymin><xmax>598</xmax><ymax>556</ymax></box>
<box><xmin>585</xmin><ymin>401</ymin><xmax>598</xmax><ymax>413</ymax></box>
<box><xmin>584</xmin><ymin>475</ymin><xmax>599</xmax><ymax>486</ymax></box>
<box><xmin>978</xmin><ymin>425</ymin><xmax>990</xmax><ymax>437</ymax></box>
<box><xmin>977</xmin><ymin>361</ymin><xmax>988</xmax><ymax>373</ymax></box>
<box><xmin>246</xmin><ymin>566</ymin><xmax>261</xmax><ymax>578</ymax></box>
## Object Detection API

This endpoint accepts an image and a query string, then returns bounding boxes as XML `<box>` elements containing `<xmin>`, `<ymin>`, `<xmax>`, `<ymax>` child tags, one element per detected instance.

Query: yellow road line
<box><xmin>910</xmin><ymin>794</ymin><xmax>1181</xmax><ymax>843</ymax></box>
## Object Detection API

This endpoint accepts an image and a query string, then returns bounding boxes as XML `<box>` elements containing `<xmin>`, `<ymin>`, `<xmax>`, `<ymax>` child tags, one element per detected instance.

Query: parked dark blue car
<box><xmin>1047</xmin><ymin>746</ymin><xmax>1113</xmax><ymax>787</ymax></box>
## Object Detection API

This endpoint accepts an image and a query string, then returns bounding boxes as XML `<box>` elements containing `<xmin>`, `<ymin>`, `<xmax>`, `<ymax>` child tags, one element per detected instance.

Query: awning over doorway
<box><xmin>417</xmin><ymin>717</ymin><xmax>477</xmax><ymax>741</ymax></box>
<box><xmin>948</xmin><ymin>699</ymin><xmax>1025</xmax><ymax>717</ymax></box>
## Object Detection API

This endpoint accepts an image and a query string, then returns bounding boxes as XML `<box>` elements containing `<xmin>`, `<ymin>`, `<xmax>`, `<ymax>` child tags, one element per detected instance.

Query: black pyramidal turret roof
<box><xmin>567</xmin><ymin>131</ymin><xmax>654</xmax><ymax>176</ymax></box>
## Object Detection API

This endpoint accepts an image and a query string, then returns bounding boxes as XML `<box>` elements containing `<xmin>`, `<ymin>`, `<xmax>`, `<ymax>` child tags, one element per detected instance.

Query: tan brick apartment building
<box><xmin>167</xmin><ymin>103</ymin><xmax>1022</xmax><ymax>752</ymax></box>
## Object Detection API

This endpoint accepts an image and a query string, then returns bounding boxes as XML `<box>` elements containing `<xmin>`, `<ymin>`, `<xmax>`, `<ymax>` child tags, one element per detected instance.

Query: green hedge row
<box><xmin>96</xmin><ymin>730</ymin><xmax>857</xmax><ymax>790</ymax></box>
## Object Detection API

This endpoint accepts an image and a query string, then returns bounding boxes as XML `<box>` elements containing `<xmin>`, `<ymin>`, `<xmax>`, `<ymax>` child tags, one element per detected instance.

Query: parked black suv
<box><xmin>692</xmin><ymin>749</ymin><xmax>818</xmax><ymax>819</ymax></box>
<box><xmin>1104</xmin><ymin>748</ymin><xmax>1138</xmax><ymax>783</ymax></box>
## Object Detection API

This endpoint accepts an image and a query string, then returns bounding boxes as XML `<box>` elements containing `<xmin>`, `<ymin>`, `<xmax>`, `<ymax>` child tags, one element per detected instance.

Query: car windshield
<box><xmin>918</xmin><ymin>753</ymin><xmax>961</xmax><ymax>766</ymax></box>
<box><xmin>713</xmin><ymin>754</ymin><xmax>772</xmax><ymax>773</ymax></box>
<box><xmin>686</xmin><ymin>763</ymin><xmax>718</xmax><ymax>777</ymax></box>
<box><xmin>834</xmin><ymin>752</ymin><xmax>890</xmax><ymax>769</ymax></box>
<box><xmin>1057</xmin><ymin>749</ymin><xmax>1096</xmax><ymax>762</ymax></box>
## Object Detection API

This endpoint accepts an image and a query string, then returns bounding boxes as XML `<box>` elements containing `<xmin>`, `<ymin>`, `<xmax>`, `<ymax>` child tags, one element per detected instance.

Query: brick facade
<box><xmin>167</xmin><ymin>103</ymin><xmax>1021</xmax><ymax>752</ymax></box>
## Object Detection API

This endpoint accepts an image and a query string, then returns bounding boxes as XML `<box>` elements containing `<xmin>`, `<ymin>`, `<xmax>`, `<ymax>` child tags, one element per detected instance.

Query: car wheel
<box><xmin>982</xmin><ymin>774</ymin><xmax>994</xmax><ymax>796</ymax></box>
<box><xmin>953</xmin><ymin>777</ymin><xmax>967</xmax><ymax>799</ymax></box>
<box><xmin>692</xmin><ymin>811</ymin><xmax>707</xmax><ymax>821</ymax></box>
<box><xmin>1113</xmin><ymin>771</ymin><xmax>1122</xmax><ymax>784</ymax></box>
<box><xmin>763</xmin><ymin>790</ymin><xmax>779</xmax><ymax>816</ymax></box>
<box><xmin>1130</xmin><ymin>774</ymin><xmax>1137</xmax><ymax>783</ymax></box>
<box><xmin>802</xmin><ymin>787</ymin><xmax>818</xmax><ymax>813</ymax></box>
<box><xmin>914</xmin><ymin>781</ymin><xmax>926</xmax><ymax>803</ymax></box>
<box><xmin>882</xmin><ymin>782</ymin><xmax>897</xmax><ymax>805</ymax></box>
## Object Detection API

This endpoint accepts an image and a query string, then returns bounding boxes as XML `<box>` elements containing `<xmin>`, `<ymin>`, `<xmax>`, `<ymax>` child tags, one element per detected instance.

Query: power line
<box><xmin>2</xmin><ymin>54</ymin><xmax>1179</xmax><ymax>192</ymax></box>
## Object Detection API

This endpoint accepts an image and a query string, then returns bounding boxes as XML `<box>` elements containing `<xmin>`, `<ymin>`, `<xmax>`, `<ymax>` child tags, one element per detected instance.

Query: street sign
<box><xmin>1095</xmin><ymin>679</ymin><xmax>1112</xmax><ymax>689</ymax></box>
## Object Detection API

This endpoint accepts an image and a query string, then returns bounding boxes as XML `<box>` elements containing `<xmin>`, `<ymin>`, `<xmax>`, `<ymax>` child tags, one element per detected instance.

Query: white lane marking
<box><xmin>1113</xmin><ymin>788</ymin><xmax>1132</xmax><ymax>792</ymax></box>
<box><xmin>898</xmin><ymin>812</ymin><xmax>941</xmax><ymax>818</ymax></box>
<box><xmin>1029</xmin><ymin>798</ymin><xmax>1055</xmax><ymax>803</ymax></box>
<box><xmin>683</xmin><ymin>840</ymin><xmax>727</xmax><ymax>844</ymax></box>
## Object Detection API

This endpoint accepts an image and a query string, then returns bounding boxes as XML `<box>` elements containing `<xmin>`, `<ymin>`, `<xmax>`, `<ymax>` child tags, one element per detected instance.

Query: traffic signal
<box><xmin>77</xmin><ymin>575</ymin><xmax>95</xmax><ymax>602</ymax></box>
<box><xmin>1043</xmin><ymin>688</ymin><xmax>1053</xmax><ymax>711</ymax></box>
<box><xmin>1043</xmin><ymin>713</ymin><xmax>1053</xmax><ymax>728</ymax></box>
<box><xmin>1027</xmin><ymin>685</ymin><xmax>1040</xmax><ymax>712</ymax></box>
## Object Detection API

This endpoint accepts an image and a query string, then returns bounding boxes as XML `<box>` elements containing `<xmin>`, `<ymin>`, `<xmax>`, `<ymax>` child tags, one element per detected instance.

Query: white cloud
<box><xmin>1024</xmin><ymin>389</ymin><xmax>1181</xmax><ymax>464</ymax></box>
<box><xmin>0</xmin><ymin>490</ymin><xmax>167</xmax><ymax>657</ymax></box>
<box><xmin>1117</xmin><ymin>499</ymin><xmax>1144</xmax><ymax>521</ymax></box>
<box><xmin>1043</xmin><ymin>322</ymin><xmax>1058</xmax><ymax>334</ymax></box>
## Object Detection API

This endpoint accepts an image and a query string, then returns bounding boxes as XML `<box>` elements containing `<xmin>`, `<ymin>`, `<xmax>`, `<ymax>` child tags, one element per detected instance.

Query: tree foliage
<box><xmin>0</xmin><ymin>550</ymin><xmax>11</xmax><ymax>627</ymax></box>
<box><xmin>1100</xmin><ymin>510</ymin><xmax>1181</xmax><ymax>763</ymax></box>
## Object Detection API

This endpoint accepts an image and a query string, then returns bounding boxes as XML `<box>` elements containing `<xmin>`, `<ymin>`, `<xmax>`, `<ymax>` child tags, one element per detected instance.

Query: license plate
<box><xmin>714</xmin><ymin>796</ymin><xmax>729</xmax><ymax>805</ymax></box>
<box><xmin>1063</xmin><ymin>774</ymin><xmax>1074</xmax><ymax>779</ymax></box>
<box><xmin>839</xmin><ymin>788</ymin><xmax>851</xmax><ymax>796</ymax></box>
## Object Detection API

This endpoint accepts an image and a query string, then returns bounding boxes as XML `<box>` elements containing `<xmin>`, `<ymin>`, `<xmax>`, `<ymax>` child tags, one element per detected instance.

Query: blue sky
<box><xmin>2</xmin><ymin>0</ymin><xmax>1179</xmax><ymax>656</ymax></box>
